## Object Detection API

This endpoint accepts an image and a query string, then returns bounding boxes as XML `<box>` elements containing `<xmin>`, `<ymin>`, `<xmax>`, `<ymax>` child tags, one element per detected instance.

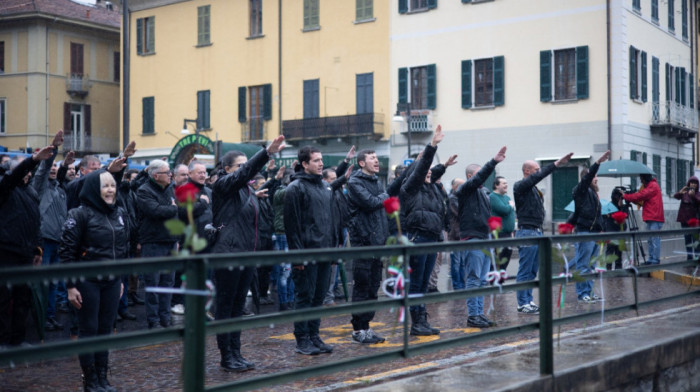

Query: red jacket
<box><xmin>623</xmin><ymin>178</ymin><xmax>664</xmax><ymax>223</ymax></box>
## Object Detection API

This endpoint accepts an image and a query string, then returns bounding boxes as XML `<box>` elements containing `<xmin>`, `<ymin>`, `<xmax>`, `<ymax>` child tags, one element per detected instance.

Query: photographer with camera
<box><xmin>603</xmin><ymin>186</ymin><xmax>629</xmax><ymax>269</ymax></box>
<box><xmin>673</xmin><ymin>176</ymin><xmax>700</xmax><ymax>260</ymax></box>
<box><xmin>623</xmin><ymin>174</ymin><xmax>664</xmax><ymax>265</ymax></box>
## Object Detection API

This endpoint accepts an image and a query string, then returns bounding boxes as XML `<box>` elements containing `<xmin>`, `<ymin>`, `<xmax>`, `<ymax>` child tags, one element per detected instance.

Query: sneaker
<box><xmin>352</xmin><ymin>330</ymin><xmax>379</xmax><ymax>344</ymax></box>
<box><xmin>310</xmin><ymin>335</ymin><xmax>333</xmax><ymax>353</ymax></box>
<box><xmin>529</xmin><ymin>301</ymin><xmax>540</xmax><ymax>311</ymax></box>
<box><xmin>171</xmin><ymin>304</ymin><xmax>185</xmax><ymax>315</ymax></box>
<box><xmin>47</xmin><ymin>316</ymin><xmax>64</xmax><ymax>330</ymax></box>
<box><xmin>517</xmin><ymin>304</ymin><xmax>539</xmax><ymax>314</ymax></box>
<box><xmin>295</xmin><ymin>337</ymin><xmax>321</xmax><ymax>355</ymax></box>
<box><xmin>366</xmin><ymin>329</ymin><xmax>385</xmax><ymax>344</ymax></box>
<box><xmin>119</xmin><ymin>310</ymin><xmax>137</xmax><ymax>320</ymax></box>
<box><xmin>590</xmin><ymin>293</ymin><xmax>603</xmax><ymax>302</ymax></box>
<box><xmin>467</xmin><ymin>315</ymin><xmax>490</xmax><ymax>328</ymax></box>
<box><xmin>578</xmin><ymin>295</ymin><xmax>596</xmax><ymax>304</ymax></box>
<box><xmin>259</xmin><ymin>296</ymin><xmax>274</xmax><ymax>305</ymax></box>
<box><xmin>479</xmin><ymin>314</ymin><xmax>495</xmax><ymax>327</ymax></box>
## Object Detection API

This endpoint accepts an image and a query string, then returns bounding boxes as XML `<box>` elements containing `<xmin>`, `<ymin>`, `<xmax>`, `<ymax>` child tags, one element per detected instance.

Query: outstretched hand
<box><xmin>344</xmin><ymin>164</ymin><xmax>354</xmax><ymax>179</ymax></box>
<box><xmin>52</xmin><ymin>130</ymin><xmax>64</xmax><ymax>147</ymax></box>
<box><xmin>63</xmin><ymin>151</ymin><xmax>76</xmax><ymax>167</ymax></box>
<box><xmin>444</xmin><ymin>154</ymin><xmax>458</xmax><ymax>167</ymax></box>
<box><xmin>345</xmin><ymin>145</ymin><xmax>356</xmax><ymax>161</ymax></box>
<box><xmin>122</xmin><ymin>141</ymin><xmax>137</xmax><ymax>158</ymax></box>
<box><xmin>494</xmin><ymin>146</ymin><xmax>507</xmax><ymax>163</ymax></box>
<box><xmin>32</xmin><ymin>146</ymin><xmax>56</xmax><ymax>162</ymax></box>
<box><xmin>275</xmin><ymin>165</ymin><xmax>286</xmax><ymax>180</ymax></box>
<box><xmin>430</xmin><ymin>125</ymin><xmax>444</xmax><ymax>147</ymax></box>
<box><xmin>107</xmin><ymin>157</ymin><xmax>127</xmax><ymax>173</ymax></box>
<box><xmin>267</xmin><ymin>135</ymin><xmax>286</xmax><ymax>155</ymax></box>
<box><xmin>596</xmin><ymin>150</ymin><xmax>611</xmax><ymax>165</ymax></box>
<box><xmin>555</xmin><ymin>152</ymin><xmax>574</xmax><ymax>167</ymax></box>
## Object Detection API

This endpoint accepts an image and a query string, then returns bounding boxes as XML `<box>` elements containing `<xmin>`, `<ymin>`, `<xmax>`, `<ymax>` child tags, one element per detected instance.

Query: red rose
<box><xmin>611</xmin><ymin>211</ymin><xmax>628</xmax><ymax>225</ymax></box>
<box><xmin>383</xmin><ymin>196</ymin><xmax>400</xmax><ymax>215</ymax></box>
<box><xmin>688</xmin><ymin>218</ymin><xmax>700</xmax><ymax>227</ymax></box>
<box><xmin>488</xmin><ymin>216</ymin><xmax>502</xmax><ymax>232</ymax></box>
<box><xmin>558</xmin><ymin>223</ymin><xmax>574</xmax><ymax>235</ymax></box>
<box><xmin>175</xmin><ymin>182</ymin><xmax>199</xmax><ymax>203</ymax></box>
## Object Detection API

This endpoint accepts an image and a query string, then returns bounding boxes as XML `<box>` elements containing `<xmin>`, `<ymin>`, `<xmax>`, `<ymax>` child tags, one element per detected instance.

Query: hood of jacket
<box><xmin>79</xmin><ymin>169</ymin><xmax>116</xmax><ymax>215</ymax></box>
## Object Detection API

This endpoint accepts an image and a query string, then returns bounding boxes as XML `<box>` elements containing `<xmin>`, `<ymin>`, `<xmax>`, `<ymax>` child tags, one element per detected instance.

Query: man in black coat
<box><xmin>284</xmin><ymin>146</ymin><xmax>336</xmax><ymax>355</ymax></box>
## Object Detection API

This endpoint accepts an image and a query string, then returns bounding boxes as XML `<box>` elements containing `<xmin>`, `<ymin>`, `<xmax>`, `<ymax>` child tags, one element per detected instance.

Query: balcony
<box><xmin>66</xmin><ymin>73</ymin><xmax>90</xmax><ymax>98</ymax></box>
<box><xmin>395</xmin><ymin>110</ymin><xmax>434</xmax><ymax>134</ymax></box>
<box><xmin>62</xmin><ymin>134</ymin><xmax>120</xmax><ymax>155</ymax></box>
<box><xmin>282</xmin><ymin>113</ymin><xmax>384</xmax><ymax>143</ymax></box>
<box><xmin>650</xmin><ymin>101</ymin><xmax>698</xmax><ymax>144</ymax></box>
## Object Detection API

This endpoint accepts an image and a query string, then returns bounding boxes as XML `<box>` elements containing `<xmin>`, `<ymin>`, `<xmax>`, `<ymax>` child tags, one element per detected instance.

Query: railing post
<box><xmin>183</xmin><ymin>256</ymin><xmax>208</xmax><ymax>392</ymax></box>
<box><xmin>402</xmin><ymin>245</ymin><xmax>410</xmax><ymax>358</ymax></box>
<box><xmin>538</xmin><ymin>236</ymin><xmax>554</xmax><ymax>375</ymax></box>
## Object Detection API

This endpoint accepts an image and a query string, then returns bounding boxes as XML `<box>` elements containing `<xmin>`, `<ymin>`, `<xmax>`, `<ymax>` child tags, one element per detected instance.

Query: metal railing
<box><xmin>651</xmin><ymin>101</ymin><xmax>698</xmax><ymax>130</ymax></box>
<box><xmin>282</xmin><ymin>113</ymin><xmax>384</xmax><ymax>141</ymax></box>
<box><xmin>0</xmin><ymin>229</ymin><xmax>698</xmax><ymax>391</ymax></box>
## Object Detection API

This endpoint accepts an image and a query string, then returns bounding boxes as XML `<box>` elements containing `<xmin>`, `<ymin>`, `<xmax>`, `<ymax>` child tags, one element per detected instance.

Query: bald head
<box><xmin>465</xmin><ymin>164</ymin><xmax>481</xmax><ymax>179</ymax></box>
<box><xmin>522</xmin><ymin>160</ymin><xmax>540</xmax><ymax>178</ymax></box>
<box><xmin>451</xmin><ymin>177</ymin><xmax>465</xmax><ymax>192</ymax></box>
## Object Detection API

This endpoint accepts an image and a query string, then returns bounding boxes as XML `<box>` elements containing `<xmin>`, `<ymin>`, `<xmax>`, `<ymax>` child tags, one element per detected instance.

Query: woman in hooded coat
<box><xmin>60</xmin><ymin>170</ymin><xmax>129</xmax><ymax>392</ymax></box>
<box><xmin>673</xmin><ymin>175</ymin><xmax>700</xmax><ymax>259</ymax></box>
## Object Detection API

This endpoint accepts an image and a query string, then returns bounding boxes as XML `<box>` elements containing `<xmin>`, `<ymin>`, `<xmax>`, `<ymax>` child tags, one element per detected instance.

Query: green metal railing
<box><xmin>1</xmin><ymin>228</ymin><xmax>698</xmax><ymax>391</ymax></box>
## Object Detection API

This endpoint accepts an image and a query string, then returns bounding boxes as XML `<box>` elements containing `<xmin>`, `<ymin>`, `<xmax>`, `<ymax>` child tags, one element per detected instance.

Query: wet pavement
<box><xmin>0</xmin><ymin>266</ymin><xmax>697</xmax><ymax>392</ymax></box>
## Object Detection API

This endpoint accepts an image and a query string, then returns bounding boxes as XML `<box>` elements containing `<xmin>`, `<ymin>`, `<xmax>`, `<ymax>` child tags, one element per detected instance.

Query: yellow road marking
<box><xmin>343</xmin><ymin>361</ymin><xmax>439</xmax><ymax>384</ymax></box>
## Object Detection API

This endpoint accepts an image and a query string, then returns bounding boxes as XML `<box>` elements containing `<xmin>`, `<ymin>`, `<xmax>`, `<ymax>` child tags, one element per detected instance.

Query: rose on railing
<box><xmin>488</xmin><ymin>216</ymin><xmax>502</xmax><ymax>232</ymax></box>
<box><xmin>611</xmin><ymin>211</ymin><xmax>628</xmax><ymax>227</ymax></box>
<box><xmin>164</xmin><ymin>182</ymin><xmax>207</xmax><ymax>255</ymax></box>
<box><xmin>380</xmin><ymin>196</ymin><xmax>412</xmax><ymax>323</ymax></box>
<box><xmin>688</xmin><ymin>218</ymin><xmax>700</xmax><ymax>227</ymax></box>
<box><xmin>383</xmin><ymin>196</ymin><xmax>400</xmax><ymax>216</ymax></box>
<box><xmin>558</xmin><ymin>223</ymin><xmax>574</xmax><ymax>235</ymax></box>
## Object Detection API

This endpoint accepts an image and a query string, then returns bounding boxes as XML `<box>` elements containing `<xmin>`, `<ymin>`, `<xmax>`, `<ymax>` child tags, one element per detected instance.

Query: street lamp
<box><xmin>393</xmin><ymin>102</ymin><xmax>412</xmax><ymax>160</ymax></box>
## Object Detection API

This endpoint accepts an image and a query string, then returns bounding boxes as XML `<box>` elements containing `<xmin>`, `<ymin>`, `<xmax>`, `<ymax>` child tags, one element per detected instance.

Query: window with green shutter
<box><xmin>680</xmin><ymin>68</ymin><xmax>687</xmax><ymax>106</ymax></box>
<box><xmin>461</xmin><ymin>60</ymin><xmax>472</xmax><ymax>109</ymax></box>
<box><xmin>461</xmin><ymin>56</ymin><xmax>505</xmax><ymax>108</ymax></box>
<box><xmin>197</xmin><ymin>90</ymin><xmax>210</xmax><ymax>129</ymax></box>
<box><xmin>136</xmin><ymin>17</ymin><xmax>155</xmax><ymax>55</ymax></box>
<box><xmin>540</xmin><ymin>50</ymin><xmax>552</xmax><ymax>102</ymax></box>
<box><xmin>576</xmin><ymin>46</ymin><xmax>588</xmax><ymax>99</ymax></box>
<box><xmin>629</xmin><ymin>47</ymin><xmax>647</xmax><ymax>102</ymax></box>
<box><xmin>142</xmin><ymin>97</ymin><xmax>154</xmax><ymax>134</ymax></box>
<box><xmin>668</xmin><ymin>0</ymin><xmax>675</xmax><ymax>32</ymax></box>
<box><xmin>677</xmin><ymin>159</ymin><xmax>687</xmax><ymax>192</ymax></box>
<box><xmin>399</xmin><ymin>0</ymin><xmax>436</xmax><ymax>14</ymax></box>
<box><xmin>540</xmin><ymin>46</ymin><xmax>588</xmax><ymax>102</ymax></box>
<box><xmin>398</xmin><ymin>68</ymin><xmax>408</xmax><ymax>104</ymax></box>
<box><xmin>398</xmin><ymin>64</ymin><xmax>437</xmax><ymax>109</ymax></box>
<box><xmin>652</xmin><ymin>57</ymin><xmax>660</xmax><ymax>104</ymax></box>
<box><xmin>197</xmin><ymin>5</ymin><xmax>211</xmax><ymax>46</ymax></box>
<box><xmin>682</xmin><ymin>0</ymin><xmax>688</xmax><ymax>40</ymax></box>
<box><xmin>426</xmin><ymin>64</ymin><xmax>436</xmax><ymax>109</ymax></box>
<box><xmin>303</xmin><ymin>0</ymin><xmax>320</xmax><ymax>29</ymax></box>
<box><xmin>651</xmin><ymin>0</ymin><xmax>658</xmax><ymax>23</ymax></box>
<box><xmin>666</xmin><ymin>157</ymin><xmax>675</xmax><ymax>195</ymax></box>
<box><xmin>356</xmin><ymin>0</ymin><xmax>373</xmax><ymax>21</ymax></box>
<box><xmin>238</xmin><ymin>87</ymin><xmax>247</xmax><ymax>123</ymax></box>
<box><xmin>653</xmin><ymin>154</ymin><xmax>661</xmax><ymax>187</ymax></box>
<box><xmin>632</xmin><ymin>0</ymin><xmax>640</xmax><ymax>12</ymax></box>
<box><xmin>263</xmin><ymin>84</ymin><xmax>272</xmax><ymax>120</ymax></box>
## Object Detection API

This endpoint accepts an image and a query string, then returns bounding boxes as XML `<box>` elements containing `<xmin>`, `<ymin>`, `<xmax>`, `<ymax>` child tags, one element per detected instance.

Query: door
<box><xmin>551</xmin><ymin>166</ymin><xmax>578</xmax><ymax>221</ymax></box>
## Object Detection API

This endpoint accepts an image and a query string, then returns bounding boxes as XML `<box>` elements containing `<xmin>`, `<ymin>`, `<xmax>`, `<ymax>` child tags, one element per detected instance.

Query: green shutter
<box><xmin>398</xmin><ymin>0</ymin><xmax>407</xmax><ymax>14</ymax></box>
<box><xmin>677</xmin><ymin>159</ymin><xmax>686</xmax><ymax>192</ymax></box>
<box><xmin>666</xmin><ymin>157</ymin><xmax>673</xmax><ymax>194</ymax></box>
<box><xmin>690</xmin><ymin>73</ymin><xmax>694</xmax><ymax>108</ymax></box>
<box><xmin>575</xmin><ymin>46</ymin><xmax>588</xmax><ymax>99</ymax></box>
<box><xmin>665</xmin><ymin>63</ymin><xmax>670</xmax><ymax>101</ymax></box>
<box><xmin>653</xmin><ymin>154</ymin><xmax>661</xmax><ymax>185</ymax></box>
<box><xmin>540</xmin><ymin>50</ymin><xmax>552</xmax><ymax>102</ymax></box>
<box><xmin>398</xmin><ymin>67</ymin><xmax>408</xmax><ymax>103</ymax></box>
<box><xmin>263</xmin><ymin>84</ymin><xmax>272</xmax><ymax>120</ymax></box>
<box><xmin>629</xmin><ymin>46</ymin><xmax>637</xmax><ymax>100</ymax></box>
<box><xmin>136</xmin><ymin>19</ymin><xmax>143</xmax><ymax>54</ymax></box>
<box><xmin>631</xmin><ymin>151</ymin><xmax>638</xmax><ymax>190</ymax></box>
<box><xmin>197</xmin><ymin>90</ymin><xmax>210</xmax><ymax>129</ymax></box>
<box><xmin>641</xmin><ymin>51</ymin><xmax>647</xmax><ymax>102</ymax></box>
<box><xmin>238</xmin><ymin>87</ymin><xmax>247</xmax><ymax>123</ymax></box>
<box><xmin>142</xmin><ymin>97</ymin><xmax>154</xmax><ymax>134</ymax></box>
<box><xmin>427</xmin><ymin>0</ymin><xmax>437</xmax><ymax>9</ymax></box>
<box><xmin>681</xmin><ymin>68</ymin><xmax>687</xmax><ymax>106</ymax></box>
<box><xmin>652</xmin><ymin>0</ymin><xmax>658</xmax><ymax>21</ymax></box>
<box><xmin>461</xmin><ymin>60</ymin><xmax>472</xmax><ymax>109</ymax></box>
<box><xmin>652</xmin><ymin>57</ymin><xmax>659</xmax><ymax>103</ymax></box>
<box><xmin>427</xmin><ymin>63</ymin><xmax>436</xmax><ymax>109</ymax></box>
<box><xmin>147</xmin><ymin>17</ymin><xmax>155</xmax><ymax>53</ymax></box>
<box><xmin>493</xmin><ymin>56</ymin><xmax>504</xmax><ymax>106</ymax></box>
<box><xmin>462</xmin><ymin>0</ymin><xmax>472</xmax><ymax>3</ymax></box>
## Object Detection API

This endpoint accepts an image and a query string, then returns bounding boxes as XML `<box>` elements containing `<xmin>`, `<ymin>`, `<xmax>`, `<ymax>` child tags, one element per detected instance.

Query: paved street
<box><xmin>0</xmin><ymin>265</ymin><xmax>696</xmax><ymax>391</ymax></box>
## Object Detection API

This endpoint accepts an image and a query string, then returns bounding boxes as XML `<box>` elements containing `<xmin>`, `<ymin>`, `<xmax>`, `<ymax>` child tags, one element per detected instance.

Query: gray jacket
<box><xmin>32</xmin><ymin>149</ymin><xmax>67</xmax><ymax>242</ymax></box>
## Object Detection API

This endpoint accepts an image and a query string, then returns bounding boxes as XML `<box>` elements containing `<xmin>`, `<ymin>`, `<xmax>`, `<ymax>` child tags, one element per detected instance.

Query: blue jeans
<box><xmin>450</xmin><ymin>251</ymin><xmax>466</xmax><ymax>290</ymax></box>
<box><xmin>464</xmin><ymin>247</ymin><xmax>490</xmax><ymax>317</ymax></box>
<box><xmin>41</xmin><ymin>239</ymin><xmax>63</xmax><ymax>318</ymax></box>
<box><xmin>516</xmin><ymin>229</ymin><xmax>542</xmax><ymax>307</ymax></box>
<box><xmin>408</xmin><ymin>233</ymin><xmax>438</xmax><ymax>312</ymax></box>
<box><xmin>142</xmin><ymin>243</ymin><xmax>176</xmax><ymax>326</ymax></box>
<box><xmin>646</xmin><ymin>221</ymin><xmax>663</xmax><ymax>264</ymax></box>
<box><xmin>568</xmin><ymin>232</ymin><xmax>599</xmax><ymax>299</ymax></box>
<box><xmin>273</xmin><ymin>234</ymin><xmax>294</xmax><ymax>305</ymax></box>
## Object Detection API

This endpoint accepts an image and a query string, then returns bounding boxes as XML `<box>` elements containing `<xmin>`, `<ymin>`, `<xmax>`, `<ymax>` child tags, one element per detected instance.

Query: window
<box><xmin>399</xmin><ymin>0</ymin><xmax>437</xmax><ymax>14</ymax></box>
<box><xmin>136</xmin><ymin>17</ymin><xmax>155</xmax><ymax>55</ymax></box>
<box><xmin>0</xmin><ymin>99</ymin><xmax>5</xmax><ymax>134</ymax></box>
<box><xmin>356</xmin><ymin>73</ymin><xmax>374</xmax><ymax>114</ymax></box>
<box><xmin>652</xmin><ymin>56</ymin><xmax>659</xmax><ymax>104</ymax></box>
<box><xmin>653</xmin><ymin>154</ymin><xmax>662</xmax><ymax>189</ymax></box>
<box><xmin>113</xmin><ymin>52</ymin><xmax>120</xmax><ymax>82</ymax></box>
<box><xmin>666</xmin><ymin>65</ymin><xmax>690</xmax><ymax>106</ymax></box>
<box><xmin>0</xmin><ymin>41</ymin><xmax>4</xmax><ymax>73</ymax></box>
<box><xmin>629</xmin><ymin>46</ymin><xmax>647</xmax><ymax>102</ymax></box>
<box><xmin>303</xmin><ymin>0</ymin><xmax>319</xmax><ymax>30</ymax></box>
<box><xmin>682</xmin><ymin>0</ymin><xmax>688</xmax><ymax>40</ymax></box>
<box><xmin>70</xmin><ymin>42</ymin><xmax>84</xmax><ymax>77</ymax></box>
<box><xmin>632</xmin><ymin>0</ymin><xmax>640</xmax><ymax>13</ymax></box>
<box><xmin>250</xmin><ymin>0</ymin><xmax>262</xmax><ymax>36</ymax></box>
<box><xmin>461</xmin><ymin>57</ymin><xmax>504</xmax><ymax>108</ymax></box>
<box><xmin>197</xmin><ymin>90</ymin><xmax>210</xmax><ymax>129</ymax></box>
<box><xmin>652</xmin><ymin>0</ymin><xmax>658</xmax><ymax>23</ymax></box>
<box><xmin>666</xmin><ymin>157</ymin><xmax>676</xmax><ymax>194</ymax></box>
<box><xmin>303</xmin><ymin>79</ymin><xmax>319</xmax><ymax>118</ymax></box>
<box><xmin>356</xmin><ymin>0</ymin><xmax>373</xmax><ymax>21</ymax></box>
<box><xmin>142</xmin><ymin>97</ymin><xmax>154</xmax><ymax>134</ymax></box>
<box><xmin>63</xmin><ymin>103</ymin><xmax>91</xmax><ymax>151</ymax></box>
<box><xmin>237</xmin><ymin>84</ymin><xmax>272</xmax><ymax>141</ymax></box>
<box><xmin>197</xmin><ymin>6</ymin><xmax>211</xmax><ymax>45</ymax></box>
<box><xmin>668</xmin><ymin>0</ymin><xmax>675</xmax><ymax>32</ymax></box>
<box><xmin>397</xmin><ymin>64</ymin><xmax>436</xmax><ymax>110</ymax></box>
<box><xmin>540</xmin><ymin>46</ymin><xmax>588</xmax><ymax>102</ymax></box>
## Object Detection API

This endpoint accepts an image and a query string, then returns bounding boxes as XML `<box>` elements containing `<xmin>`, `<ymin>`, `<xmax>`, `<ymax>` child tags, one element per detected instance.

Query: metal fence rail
<box><xmin>1</xmin><ymin>229</ymin><xmax>698</xmax><ymax>391</ymax></box>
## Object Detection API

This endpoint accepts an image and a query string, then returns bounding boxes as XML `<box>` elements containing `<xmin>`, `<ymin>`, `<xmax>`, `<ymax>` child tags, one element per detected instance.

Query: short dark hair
<box><xmin>640</xmin><ymin>174</ymin><xmax>653</xmax><ymax>184</ymax></box>
<box><xmin>298</xmin><ymin>145</ymin><xmax>321</xmax><ymax>165</ymax></box>
<box><xmin>356</xmin><ymin>149</ymin><xmax>375</xmax><ymax>163</ymax></box>
<box><xmin>493</xmin><ymin>176</ymin><xmax>505</xmax><ymax>190</ymax></box>
<box><xmin>394</xmin><ymin>164</ymin><xmax>406</xmax><ymax>177</ymax></box>
<box><xmin>221</xmin><ymin>151</ymin><xmax>246</xmax><ymax>169</ymax></box>
<box><xmin>79</xmin><ymin>155</ymin><xmax>100</xmax><ymax>170</ymax></box>
<box><xmin>322</xmin><ymin>168</ymin><xmax>335</xmax><ymax>180</ymax></box>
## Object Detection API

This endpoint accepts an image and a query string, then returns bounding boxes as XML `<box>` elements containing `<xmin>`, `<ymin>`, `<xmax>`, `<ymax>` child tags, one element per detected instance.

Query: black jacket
<box><xmin>346</xmin><ymin>170</ymin><xmax>388</xmax><ymax>246</ymax></box>
<box><xmin>59</xmin><ymin>170</ymin><xmax>130</xmax><ymax>287</ymax></box>
<box><xmin>0</xmin><ymin>157</ymin><xmax>41</xmax><ymax>264</ymax></box>
<box><xmin>188</xmin><ymin>179</ymin><xmax>213</xmax><ymax>241</ymax></box>
<box><xmin>571</xmin><ymin>162</ymin><xmax>603</xmax><ymax>232</ymax></box>
<box><xmin>456</xmin><ymin>159</ymin><xmax>498</xmax><ymax>240</ymax></box>
<box><xmin>211</xmin><ymin>148</ymin><xmax>270</xmax><ymax>253</ymax></box>
<box><xmin>284</xmin><ymin>172</ymin><xmax>333</xmax><ymax>250</ymax></box>
<box><xmin>136</xmin><ymin>178</ymin><xmax>178</xmax><ymax>245</ymax></box>
<box><xmin>513</xmin><ymin>162</ymin><xmax>556</xmax><ymax>229</ymax></box>
<box><xmin>400</xmin><ymin>144</ymin><xmax>444</xmax><ymax>240</ymax></box>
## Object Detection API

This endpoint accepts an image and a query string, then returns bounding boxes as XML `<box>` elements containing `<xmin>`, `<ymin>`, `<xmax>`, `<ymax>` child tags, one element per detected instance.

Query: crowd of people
<box><xmin>1</xmin><ymin>126</ymin><xmax>695</xmax><ymax>391</ymax></box>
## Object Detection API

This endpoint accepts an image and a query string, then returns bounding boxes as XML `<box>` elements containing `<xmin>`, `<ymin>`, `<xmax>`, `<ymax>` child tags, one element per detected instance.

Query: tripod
<box><xmin>622</xmin><ymin>202</ymin><xmax>647</xmax><ymax>265</ymax></box>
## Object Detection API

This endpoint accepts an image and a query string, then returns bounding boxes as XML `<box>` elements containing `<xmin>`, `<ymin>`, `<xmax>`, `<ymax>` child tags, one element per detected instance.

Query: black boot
<box><xmin>420</xmin><ymin>308</ymin><xmax>440</xmax><ymax>335</ymax></box>
<box><xmin>231</xmin><ymin>349</ymin><xmax>255</xmax><ymax>370</ymax></box>
<box><xmin>410</xmin><ymin>309</ymin><xmax>432</xmax><ymax>336</ymax></box>
<box><xmin>81</xmin><ymin>365</ymin><xmax>106</xmax><ymax>392</ymax></box>
<box><xmin>220</xmin><ymin>350</ymin><xmax>247</xmax><ymax>372</ymax></box>
<box><xmin>95</xmin><ymin>361</ymin><xmax>117</xmax><ymax>392</ymax></box>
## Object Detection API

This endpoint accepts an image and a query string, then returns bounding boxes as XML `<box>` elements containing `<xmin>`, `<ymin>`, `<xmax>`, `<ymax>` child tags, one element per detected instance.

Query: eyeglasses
<box><xmin>156</xmin><ymin>171</ymin><xmax>172</xmax><ymax>176</ymax></box>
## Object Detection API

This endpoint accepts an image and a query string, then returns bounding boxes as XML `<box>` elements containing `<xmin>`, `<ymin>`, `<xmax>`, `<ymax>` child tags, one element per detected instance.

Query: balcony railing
<box><xmin>66</xmin><ymin>73</ymin><xmax>90</xmax><ymax>98</ymax></box>
<box><xmin>650</xmin><ymin>101</ymin><xmax>698</xmax><ymax>143</ymax></box>
<box><xmin>62</xmin><ymin>134</ymin><xmax>120</xmax><ymax>154</ymax></box>
<box><xmin>282</xmin><ymin>113</ymin><xmax>384</xmax><ymax>142</ymax></box>
<box><xmin>241</xmin><ymin>117</ymin><xmax>268</xmax><ymax>143</ymax></box>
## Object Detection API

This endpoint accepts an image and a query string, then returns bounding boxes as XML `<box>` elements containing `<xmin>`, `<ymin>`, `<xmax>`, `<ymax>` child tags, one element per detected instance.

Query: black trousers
<box><xmin>292</xmin><ymin>262</ymin><xmax>331</xmax><ymax>339</ymax></box>
<box><xmin>76</xmin><ymin>279</ymin><xmax>120</xmax><ymax>367</ymax></box>
<box><xmin>350</xmin><ymin>258</ymin><xmax>382</xmax><ymax>331</ymax></box>
<box><xmin>214</xmin><ymin>266</ymin><xmax>254</xmax><ymax>353</ymax></box>
<box><xmin>0</xmin><ymin>284</ymin><xmax>32</xmax><ymax>346</ymax></box>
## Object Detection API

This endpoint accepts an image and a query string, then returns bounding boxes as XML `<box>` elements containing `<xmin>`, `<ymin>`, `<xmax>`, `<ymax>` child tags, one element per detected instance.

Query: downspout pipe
<box><xmin>122</xmin><ymin>0</ymin><xmax>130</xmax><ymax>150</ymax></box>
<box><xmin>606</xmin><ymin>0</ymin><xmax>612</xmax><ymax>154</ymax></box>
<box><xmin>277</xmin><ymin>0</ymin><xmax>282</xmax><ymax>147</ymax></box>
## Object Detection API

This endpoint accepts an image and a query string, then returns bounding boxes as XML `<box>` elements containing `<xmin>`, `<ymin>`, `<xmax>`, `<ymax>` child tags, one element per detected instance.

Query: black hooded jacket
<box><xmin>59</xmin><ymin>170</ymin><xmax>130</xmax><ymax>287</ymax></box>
<box><xmin>346</xmin><ymin>170</ymin><xmax>389</xmax><ymax>246</ymax></box>
<box><xmin>456</xmin><ymin>159</ymin><xmax>498</xmax><ymax>240</ymax></box>
<box><xmin>284</xmin><ymin>172</ymin><xmax>333</xmax><ymax>250</ymax></box>
<box><xmin>0</xmin><ymin>157</ymin><xmax>41</xmax><ymax>264</ymax></box>
<box><xmin>571</xmin><ymin>162</ymin><xmax>603</xmax><ymax>232</ymax></box>
<box><xmin>137</xmin><ymin>177</ymin><xmax>179</xmax><ymax>245</ymax></box>
<box><xmin>400</xmin><ymin>144</ymin><xmax>445</xmax><ymax>241</ymax></box>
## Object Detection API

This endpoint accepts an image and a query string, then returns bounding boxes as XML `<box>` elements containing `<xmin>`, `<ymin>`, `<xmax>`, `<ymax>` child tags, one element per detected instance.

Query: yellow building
<box><xmin>0</xmin><ymin>0</ymin><xmax>121</xmax><ymax>155</ymax></box>
<box><xmin>127</xmin><ymin>0</ymin><xmax>390</xmax><ymax>170</ymax></box>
